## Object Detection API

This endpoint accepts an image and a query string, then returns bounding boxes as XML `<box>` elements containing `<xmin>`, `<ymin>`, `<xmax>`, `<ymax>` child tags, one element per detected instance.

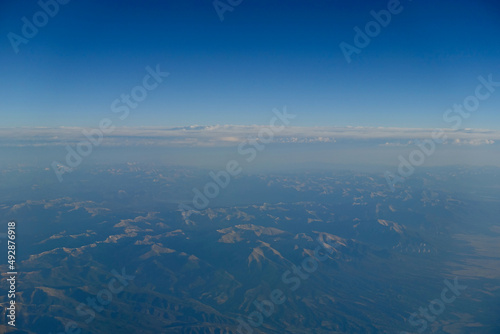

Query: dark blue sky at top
<box><xmin>1</xmin><ymin>0</ymin><xmax>500</xmax><ymax>128</ymax></box>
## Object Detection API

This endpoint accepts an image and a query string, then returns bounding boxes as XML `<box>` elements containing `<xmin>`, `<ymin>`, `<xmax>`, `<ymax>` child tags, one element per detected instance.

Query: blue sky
<box><xmin>1</xmin><ymin>0</ymin><xmax>500</xmax><ymax>129</ymax></box>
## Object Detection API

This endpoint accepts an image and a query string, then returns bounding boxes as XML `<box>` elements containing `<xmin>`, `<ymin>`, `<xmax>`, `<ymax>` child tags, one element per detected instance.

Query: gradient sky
<box><xmin>1</xmin><ymin>0</ymin><xmax>500</xmax><ymax>129</ymax></box>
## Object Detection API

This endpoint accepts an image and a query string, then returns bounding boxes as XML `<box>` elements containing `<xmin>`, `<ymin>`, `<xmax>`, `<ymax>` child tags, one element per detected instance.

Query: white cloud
<box><xmin>0</xmin><ymin>126</ymin><xmax>498</xmax><ymax>147</ymax></box>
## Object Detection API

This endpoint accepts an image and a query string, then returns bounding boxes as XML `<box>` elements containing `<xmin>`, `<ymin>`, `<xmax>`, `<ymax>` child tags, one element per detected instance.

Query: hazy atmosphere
<box><xmin>1</xmin><ymin>1</ymin><xmax>499</xmax><ymax>333</ymax></box>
